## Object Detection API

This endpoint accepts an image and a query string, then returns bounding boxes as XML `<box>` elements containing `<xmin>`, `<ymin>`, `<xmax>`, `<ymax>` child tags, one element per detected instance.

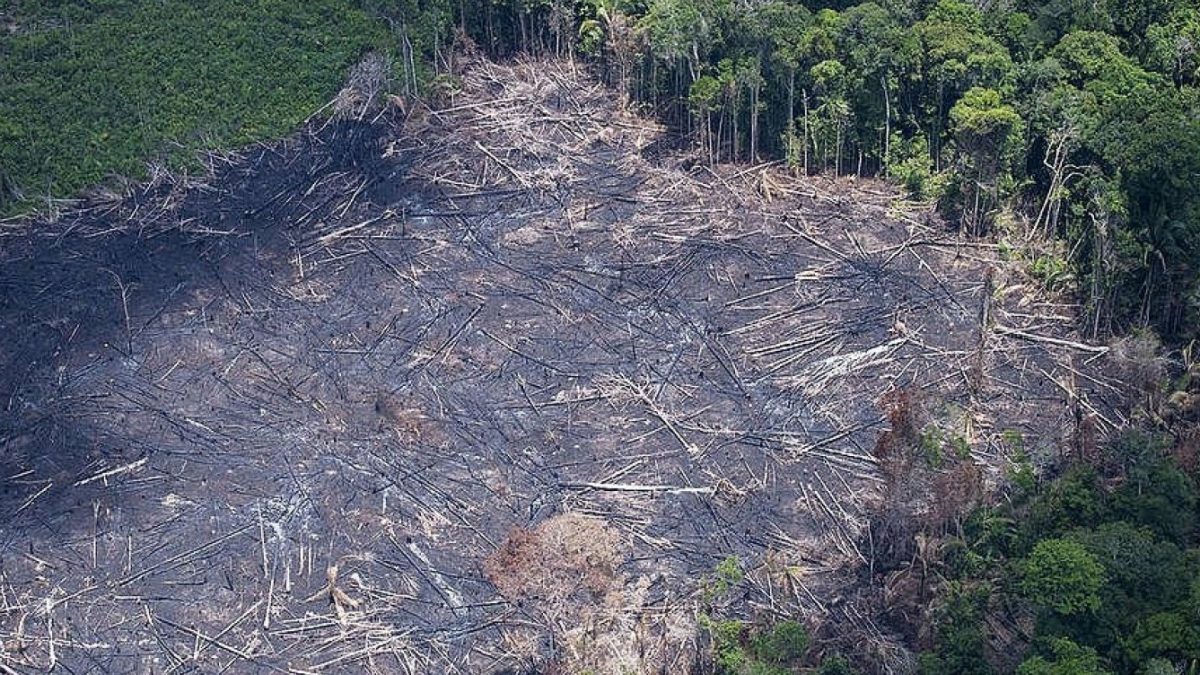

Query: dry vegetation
<box><xmin>0</xmin><ymin>55</ymin><xmax>1124</xmax><ymax>673</ymax></box>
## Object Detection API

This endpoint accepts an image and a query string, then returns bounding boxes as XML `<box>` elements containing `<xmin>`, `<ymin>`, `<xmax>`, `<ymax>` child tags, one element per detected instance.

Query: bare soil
<box><xmin>0</xmin><ymin>57</ymin><xmax>1123</xmax><ymax>673</ymax></box>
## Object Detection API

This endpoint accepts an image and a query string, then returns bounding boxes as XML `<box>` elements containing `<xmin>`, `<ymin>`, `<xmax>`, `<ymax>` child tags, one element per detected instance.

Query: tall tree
<box><xmin>913</xmin><ymin>0</ymin><xmax>1014</xmax><ymax>168</ymax></box>
<box><xmin>949</xmin><ymin>86</ymin><xmax>1023</xmax><ymax>234</ymax></box>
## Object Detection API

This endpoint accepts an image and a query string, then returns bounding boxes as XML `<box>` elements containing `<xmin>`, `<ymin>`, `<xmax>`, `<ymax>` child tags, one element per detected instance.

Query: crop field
<box><xmin>0</xmin><ymin>0</ymin><xmax>387</xmax><ymax>213</ymax></box>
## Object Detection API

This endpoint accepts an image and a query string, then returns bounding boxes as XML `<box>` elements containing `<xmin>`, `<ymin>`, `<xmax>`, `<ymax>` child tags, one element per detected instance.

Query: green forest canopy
<box><xmin>918</xmin><ymin>432</ymin><xmax>1200</xmax><ymax>675</ymax></box>
<box><xmin>453</xmin><ymin>0</ymin><xmax>1200</xmax><ymax>342</ymax></box>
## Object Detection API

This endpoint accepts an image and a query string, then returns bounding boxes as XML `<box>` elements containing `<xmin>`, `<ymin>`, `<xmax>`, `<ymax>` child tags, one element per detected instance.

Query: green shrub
<box><xmin>919</xmin><ymin>582</ymin><xmax>995</xmax><ymax>675</ymax></box>
<box><xmin>1123</xmin><ymin>612</ymin><xmax>1200</xmax><ymax>665</ymax></box>
<box><xmin>1111</xmin><ymin>462</ymin><xmax>1197</xmax><ymax>543</ymax></box>
<box><xmin>921</xmin><ymin>425</ymin><xmax>945</xmax><ymax>467</ymax></box>
<box><xmin>1008</xmin><ymin>454</ymin><xmax>1037</xmax><ymax>496</ymax></box>
<box><xmin>703</xmin><ymin>616</ymin><xmax>750</xmax><ymax>673</ymax></box>
<box><xmin>888</xmin><ymin>131</ymin><xmax>939</xmax><ymax>199</ymax></box>
<box><xmin>701</xmin><ymin>612</ymin><xmax>810</xmax><ymax>675</ymax></box>
<box><xmin>817</xmin><ymin>655</ymin><xmax>859</xmax><ymax>675</ymax></box>
<box><xmin>1029</xmin><ymin>253</ymin><xmax>1074</xmax><ymax>292</ymax></box>
<box><xmin>749</xmin><ymin>620</ymin><xmax>809</xmax><ymax>664</ymax></box>
<box><xmin>712</xmin><ymin>555</ymin><xmax>744</xmax><ymax>597</ymax></box>
<box><xmin>1139</xmin><ymin>658</ymin><xmax>1181</xmax><ymax>675</ymax></box>
<box><xmin>1020</xmin><ymin>466</ymin><xmax>1107</xmax><ymax>549</ymax></box>
<box><xmin>950</xmin><ymin>434</ymin><xmax>972</xmax><ymax>460</ymax></box>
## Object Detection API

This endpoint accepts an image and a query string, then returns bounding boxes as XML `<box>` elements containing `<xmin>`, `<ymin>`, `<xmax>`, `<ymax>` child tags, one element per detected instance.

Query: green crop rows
<box><xmin>0</xmin><ymin>0</ymin><xmax>389</xmax><ymax>211</ymax></box>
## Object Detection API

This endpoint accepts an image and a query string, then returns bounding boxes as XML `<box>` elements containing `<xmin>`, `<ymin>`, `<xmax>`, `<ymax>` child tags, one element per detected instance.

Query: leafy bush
<box><xmin>887</xmin><ymin>132</ymin><xmax>938</xmax><ymax>199</ymax></box>
<box><xmin>1110</xmin><ymin>461</ymin><xmax>1197</xmax><ymax>542</ymax></box>
<box><xmin>701</xmin><ymin>615</ymin><xmax>810</xmax><ymax>675</ymax></box>
<box><xmin>1029</xmin><ymin>253</ymin><xmax>1075</xmax><ymax>293</ymax></box>
<box><xmin>919</xmin><ymin>582</ymin><xmax>995</xmax><ymax>675</ymax></box>
<box><xmin>699</xmin><ymin>554</ymin><xmax>810</xmax><ymax>674</ymax></box>
<box><xmin>1019</xmin><ymin>466</ymin><xmax>1107</xmax><ymax>549</ymax></box>
<box><xmin>817</xmin><ymin>655</ymin><xmax>859</xmax><ymax>675</ymax></box>
<box><xmin>749</xmin><ymin>620</ymin><xmax>809</xmax><ymax>665</ymax></box>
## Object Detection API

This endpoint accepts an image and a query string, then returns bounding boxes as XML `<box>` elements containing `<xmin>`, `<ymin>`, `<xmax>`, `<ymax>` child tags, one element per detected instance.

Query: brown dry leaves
<box><xmin>485</xmin><ymin>512</ymin><xmax>624</xmax><ymax>609</ymax></box>
<box><xmin>485</xmin><ymin>513</ymin><xmax>694</xmax><ymax>673</ymax></box>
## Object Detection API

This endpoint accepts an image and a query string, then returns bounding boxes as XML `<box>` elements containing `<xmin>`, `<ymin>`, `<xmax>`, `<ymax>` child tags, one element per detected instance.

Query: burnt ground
<box><xmin>0</xmin><ymin>58</ymin><xmax>1126</xmax><ymax>674</ymax></box>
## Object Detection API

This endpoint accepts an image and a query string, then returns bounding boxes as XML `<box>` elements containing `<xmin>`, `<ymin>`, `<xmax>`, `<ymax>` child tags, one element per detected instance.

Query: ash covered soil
<box><xmin>0</xmin><ymin>58</ymin><xmax>1124</xmax><ymax>673</ymax></box>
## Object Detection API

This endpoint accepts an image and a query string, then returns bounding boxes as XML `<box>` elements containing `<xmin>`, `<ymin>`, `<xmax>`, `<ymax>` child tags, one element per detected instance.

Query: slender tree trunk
<box><xmin>433</xmin><ymin>28</ymin><xmax>441</xmax><ymax>76</ymax></box>
<box><xmin>786</xmin><ymin>70</ymin><xmax>796</xmax><ymax>161</ymax></box>
<box><xmin>1034</xmin><ymin>134</ymin><xmax>1070</xmax><ymax>240</ymax></box>
<box><xmin>486</xmin><ymin>2</ymin><xmax>495</xmax><ymax>52</ymax></box>
<box><xmin>732</xmin><ymin>97</ymin><xmax>740</xmax><ymax>162</ymax></box>
<box><xmin>750</xmin><ymin>80</ymin><xmax>760</xmax><ymax>161</ymax></box>
<box><xmin>552</xmin><ymin>1</ymin><xmax>561</xmax><ymax>57</ymax></box>
<box><xmin>835</xmin><ymin>120</ymin><xmax>842</xmax><ymax>177</ymax></box>
<box><xmin>677</xmin><ymin>66</ymin><xmax>685</xmax><ymax>132</ymax></box>
<box><xmin>802</xmin><ymin>90</ymin><xmax>810</xmax><ymax>175</ymax></box>
<box><xmin>882</xmin><ymin>74</ymin><xmax>891</xmax><ymax>177</ymax></box>
<box><xmin>407</xmin><ymin>31</ymin><xmax>418</xmax><ymax>93</ymax></box>
<box><xmin>707</xmin><ymin>112</ymin><xmax>712</xmax><ymax>165</ymax></box>
<box><xmin>650</xmin><ymin>58</ymin><xmax>657</xmax><ymax>109</ymax></box>
<box><xmin>971</xmin><ymin>180</ymin><xmax>982</xmax><ymax>235</ymax></box>
<box><xmin>1088</xmin><ymin>213</ymin><xmax>1107</xmax><ymax>338</ymax></box>
<box><xmin>717</xmin><ymin>108</ymin><xmax>726</xmax><ymax>163</ymax></box>
<box><xmin>517</xmin><ymin>8</ymin><xmax>526</xmax><ymax>53</ymax></box>
<box><xmin>934</xmin><ymin>80</ymin><xmax>944</xmax><ymax>172</ymax></box>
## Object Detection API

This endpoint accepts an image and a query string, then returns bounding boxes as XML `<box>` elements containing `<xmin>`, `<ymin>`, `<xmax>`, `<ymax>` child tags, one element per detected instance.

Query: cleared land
<box><xmin>0</xmin><ymin>57</ymin><xmax>1123</xmax><ymax>672</ymax></box>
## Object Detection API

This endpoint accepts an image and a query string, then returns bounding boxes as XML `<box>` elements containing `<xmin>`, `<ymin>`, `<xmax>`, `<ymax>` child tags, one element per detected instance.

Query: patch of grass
<box><xmin>0</xmin><ymin>0</ymin><xmax>389</xmax><ymax>212</ymax></box>
<box><xmin>701</xmin><ymin>615</ymin><xmax>811</xmax><ymax>675</ymax></box>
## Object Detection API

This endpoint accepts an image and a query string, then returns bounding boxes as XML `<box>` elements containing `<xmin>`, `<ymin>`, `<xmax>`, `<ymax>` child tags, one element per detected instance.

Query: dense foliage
<box><xmin>699</xmin><ymin>556</ymin><xmax>858</xmax><ymax>674</ymax></box>
<box><xmin>0</xmin><ymin>0</ymin><xmax>388</xmax><ymax>211</ymax></box>
<box><xmin>921</xmin><ymin>431</ymin><xmax>1200</xmax><ymax>675</ymax></box>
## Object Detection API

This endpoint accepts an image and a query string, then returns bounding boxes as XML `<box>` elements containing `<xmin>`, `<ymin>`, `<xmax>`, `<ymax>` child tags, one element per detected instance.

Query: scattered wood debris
<box><xmin>0</xmin><ymin>56</ymin><xmax>1123</xmax><ymax>672</ymax></box>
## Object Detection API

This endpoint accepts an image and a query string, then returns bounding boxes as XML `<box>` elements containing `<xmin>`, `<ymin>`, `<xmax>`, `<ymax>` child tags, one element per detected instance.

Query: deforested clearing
<box><xmin>0</xmin><ymin>57</ymin><xmax>1123</xmax><ymax>673</ymax></box>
